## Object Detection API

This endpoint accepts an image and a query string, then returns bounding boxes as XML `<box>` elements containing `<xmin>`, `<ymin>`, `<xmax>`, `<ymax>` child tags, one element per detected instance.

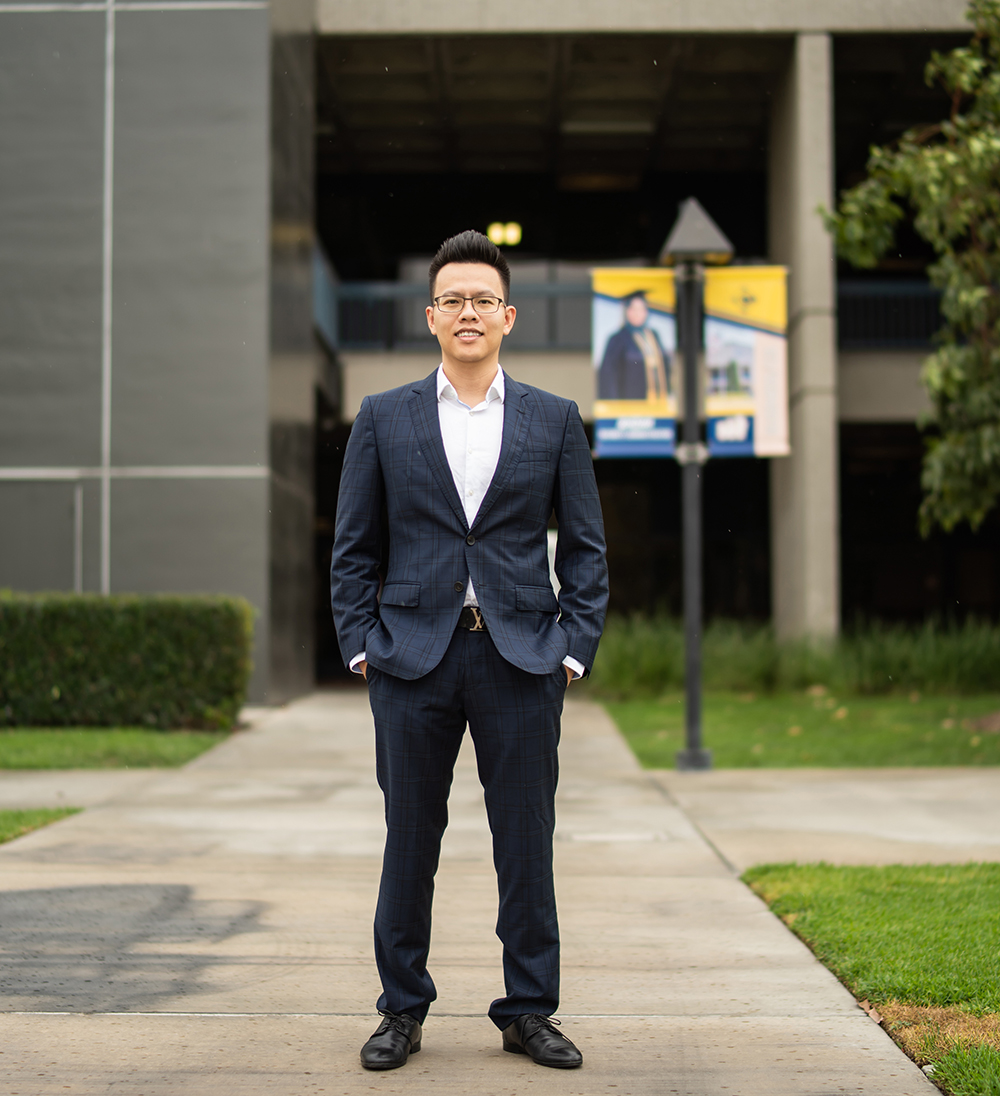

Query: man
<box><xmin>331</xmin><ymin>230</ymin><xmax>608</xmax><ymax>1072</ymax></box>
<box><xmin>597</xmin><ymin>291</ymin><xmax>672</xmax><ymax>400</ymax></box>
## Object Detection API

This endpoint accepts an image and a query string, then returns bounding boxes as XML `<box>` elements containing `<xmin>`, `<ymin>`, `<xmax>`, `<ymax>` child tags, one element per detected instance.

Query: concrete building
<box><xmin>1</xmin><ymin>0</ymin><xmax>318</xmax><ymax>700</ymax></box>
<box><xmin>2</xmin><ymin>0</ymin><xmax>996</xmax><ymax>697</ymax></box>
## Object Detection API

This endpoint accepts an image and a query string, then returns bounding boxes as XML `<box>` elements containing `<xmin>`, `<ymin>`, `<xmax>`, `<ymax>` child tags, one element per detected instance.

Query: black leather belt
<box><xmin>457</xmin><ymin>605</ymin><xmax>487</xmax><ymax>632</ymax></box>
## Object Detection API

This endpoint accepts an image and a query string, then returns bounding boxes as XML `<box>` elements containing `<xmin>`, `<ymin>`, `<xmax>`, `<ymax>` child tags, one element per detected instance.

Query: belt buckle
<box><xmin>469</xmin><ymin>606</ymin><xmax>485</xmax><ymax>632</ymax></box>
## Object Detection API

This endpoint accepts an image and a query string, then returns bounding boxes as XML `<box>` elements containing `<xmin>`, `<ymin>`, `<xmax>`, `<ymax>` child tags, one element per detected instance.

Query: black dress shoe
<box><xmin>502</xmin><ymin>1014</ymin><xmax>582</xmax><ymax>1068</ymax></box>
<box><xmin>360</xmin><ymin>1010</ymin><xmax>421</xmax><ymax>1070</ymax></box>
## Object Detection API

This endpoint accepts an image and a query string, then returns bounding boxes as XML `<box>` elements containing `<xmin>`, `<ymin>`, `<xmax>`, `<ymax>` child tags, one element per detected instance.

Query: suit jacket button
<box><xmin>454</xmin><ymin>581</ymin><xmax>464</xmax><ymax>592</ymax></box>
<box><xmin>466</xmin><ymin>534</ymin><xmax>476</xmax><ymax>545</ymax></box>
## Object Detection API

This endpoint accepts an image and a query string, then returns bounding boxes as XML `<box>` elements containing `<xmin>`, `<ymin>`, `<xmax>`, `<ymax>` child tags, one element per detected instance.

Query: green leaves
<box><xmin>827</xmin><ymin>0</ymin><xmax>1000</xmax><ymax>532</ymax></box>
<box><xmin>821</xmin><ymin>175</ymin><xmax>903</xmax><ymax>269</ymax></box>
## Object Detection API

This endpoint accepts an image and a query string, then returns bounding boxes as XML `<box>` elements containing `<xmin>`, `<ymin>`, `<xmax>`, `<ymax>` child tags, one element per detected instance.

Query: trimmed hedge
<box><xmin>0</xmin><ymin>593</ymin><xmax>254</xmax><ymax>729</ymax></box>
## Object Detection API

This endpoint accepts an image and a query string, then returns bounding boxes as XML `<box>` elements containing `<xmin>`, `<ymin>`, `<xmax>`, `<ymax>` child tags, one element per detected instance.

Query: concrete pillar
<box><xmin>268</xmin><ymin>0</ymin><xmax>321</xmax><ymax>701</ymax></box>
<box><xmin>768</xmin><ymin>32</ymin><xmax>840</xmax><ymax>639</ymax></box>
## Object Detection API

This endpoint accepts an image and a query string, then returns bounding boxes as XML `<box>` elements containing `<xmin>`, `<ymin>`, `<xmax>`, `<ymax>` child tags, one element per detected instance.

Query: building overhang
<box><xmin>319</xmin><ymin>0</ymin><xmax>969</xmax><ymax>37</ymax></box>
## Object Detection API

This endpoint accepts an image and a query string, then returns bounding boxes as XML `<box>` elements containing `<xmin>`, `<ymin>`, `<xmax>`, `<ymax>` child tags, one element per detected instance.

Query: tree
<box><xmin>824</xmin><ymin>0</ymin><xmax>1000</xmax><ymax>534</ymax></box>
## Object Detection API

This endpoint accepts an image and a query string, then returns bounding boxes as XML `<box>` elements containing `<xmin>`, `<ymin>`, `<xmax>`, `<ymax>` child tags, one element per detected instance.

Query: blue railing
<box><xmin>314</xmin><ymin>261</ymin><xmax>593</xmax><ymax>353</ymax></box>
<box><xmin>314</xmin><ymin>257</ymin><xmax>944</xmax><ymax>354</ymax></box>
<box><xmin>837</xmin><ymin>280</ymin><xmax>942</xmax><ymax>350</ymax></box>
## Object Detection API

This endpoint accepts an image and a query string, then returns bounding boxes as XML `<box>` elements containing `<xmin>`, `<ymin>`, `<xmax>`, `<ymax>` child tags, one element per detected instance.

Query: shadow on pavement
<box><xmin>0</xmin><ymin>884</ymin><xmax>264</xmax><ymax>1012</ymax></box>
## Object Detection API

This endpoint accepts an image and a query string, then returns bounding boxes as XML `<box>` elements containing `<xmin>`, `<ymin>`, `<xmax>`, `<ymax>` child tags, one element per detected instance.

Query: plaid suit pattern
<box><xmin>331</xmin><ymin>371</ymin><xmax>607</xmax><ymax>681</ymax></box>
<box><xmin>368</xmin><ymin>629</ymin><xmax>565</xmax><ymax>1027</ymax></box>
<box><xmin>330</xmin><ymin>367</ymin><xmax>608</xmax><ymax>1028</ymax></box>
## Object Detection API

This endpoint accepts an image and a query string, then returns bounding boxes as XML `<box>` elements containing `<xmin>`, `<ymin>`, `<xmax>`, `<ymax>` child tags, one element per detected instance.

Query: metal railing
<box><xmin>314</xmin><ymin>262</ymin><xmax>593</xmax><ymax>353</ymax></box>
<box><xmin>837</xmin><ymin>280</ymin><xmax>943</xmax><ymax>350</ymax></box>
<box><xmin>314</xmin><ymin>256</ymin><xmax>944</xmax><ymax>355</ymax></box>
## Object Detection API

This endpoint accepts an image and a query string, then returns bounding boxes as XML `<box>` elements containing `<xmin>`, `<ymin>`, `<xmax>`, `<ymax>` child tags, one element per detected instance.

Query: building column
<box><xmin>768</xmin><ymin>32</ymin><xmax>840</xmax><ymax>639</ymax></box>
<box><xmin>268</xmin><ymin>0</ymin><xmax>323</xmax><ymax>701</ymax></box>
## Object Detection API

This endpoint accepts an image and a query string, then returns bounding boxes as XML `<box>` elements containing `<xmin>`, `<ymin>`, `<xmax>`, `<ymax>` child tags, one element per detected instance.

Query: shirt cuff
<box><xmin>562</xmin><ymin>656</ymin><xmax>585</xmax><ymax>679</ymax></box>
<box><xmin>357</xmin><ymin>652</ymin><xmax>581</xmax><ymax>677</ymax></box>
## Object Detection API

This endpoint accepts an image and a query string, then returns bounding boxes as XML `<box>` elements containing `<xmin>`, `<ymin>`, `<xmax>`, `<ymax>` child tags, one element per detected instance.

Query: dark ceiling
<box><xmin>316</xmin><ymin>34</ymin><xmax>789</xmax><ymax>182</ymax></box>
<box><xmin>316</xmin><ymin>32</ymin><xmax>965</xmax><ymax>184</ymax></box>
<box><xmin>313</xmin><ymin>32</ymin><xmax>966</xmax><ymax>276</ymax></box>
<box><xmin>834</xmin><ymin>34</ymin><xmax>966</xmax><ymax>187</ymax></box>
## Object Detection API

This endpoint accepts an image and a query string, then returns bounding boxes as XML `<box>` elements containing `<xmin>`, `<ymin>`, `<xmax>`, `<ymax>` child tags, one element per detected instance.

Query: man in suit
<box><xmin>331</xmin><ymin>230</ymin><xmax>608</xmax><ymax>1072</ymax></box>
<box><xmin>597</xmin><ymin>291</ymin><xmax>672</xmax><ymax>400</ymax></box>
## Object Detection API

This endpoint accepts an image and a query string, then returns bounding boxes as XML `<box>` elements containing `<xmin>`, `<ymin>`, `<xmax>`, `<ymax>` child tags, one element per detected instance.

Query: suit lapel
<box><xmin>472</xmin><ymin>376</ymin><xmax>532</xmax><ymax>531</ymax></box>
<box><xmin>407</xmin><ymin>371</ymin><xmax>469</xmax><ymax>530</ymax></box>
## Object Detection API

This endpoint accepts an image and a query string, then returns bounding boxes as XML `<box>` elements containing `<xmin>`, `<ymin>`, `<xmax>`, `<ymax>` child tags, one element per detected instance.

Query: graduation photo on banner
<box><xmin>592</xmin><ymin>268</ymin><xmax>678</xmax><ymax>457</ymax></box>
<box><xmin>591</xmin><ymin>266</ymin><xmax>789</xmax><ymax>459</ymax></box>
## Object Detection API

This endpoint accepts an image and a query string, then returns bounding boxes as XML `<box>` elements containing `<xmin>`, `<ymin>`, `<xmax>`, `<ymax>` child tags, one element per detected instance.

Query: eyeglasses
<box><xmin>433</xmin><ymin>295</ymin><xmax>506</xmax><ymax>314</ymax></box>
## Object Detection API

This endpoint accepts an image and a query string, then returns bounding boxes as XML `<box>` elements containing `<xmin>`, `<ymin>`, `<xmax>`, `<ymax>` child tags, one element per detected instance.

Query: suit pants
<box><xmin>366</xmin><ymin>626</ymin><xmax>567</xmax><ymax>1029</ymax></box>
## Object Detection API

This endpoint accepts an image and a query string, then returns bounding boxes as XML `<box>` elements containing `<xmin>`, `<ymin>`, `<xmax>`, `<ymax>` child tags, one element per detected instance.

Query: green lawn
<box><xmin>933</xmin><ymin>1044</ymin><xmax>1000</xmax><ymax>1096</ymax></box>
<box><xmin>603</xmin><ymin>690</ymin><xmax>1000</xmax><ymax>767</ymax></box>
<box><xmin>0</xmin><ymin>728</ymin><xmax>229</xmax><ymax>769</ymax></box>
<box><xmin>745</xmin><ymin>863</ymin><xmax>1000</xmax><ymax>1095</ymax></box>
<box><xmin>0</xmin><ymin>807</ymin><xmax>81</xmax><ymax>844</ymax></box>
<box><xmin>744</xmin><ymin>863</ymin><xmax>1000</xmax><ymax>1011</ymax></box>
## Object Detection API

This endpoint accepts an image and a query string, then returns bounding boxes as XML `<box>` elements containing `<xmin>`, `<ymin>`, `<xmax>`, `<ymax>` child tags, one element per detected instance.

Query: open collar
<box><xmin>436</xmin><ymin>364</ymin><xmax>505</xmax><ymax>407</ymax></box>
<box><xmin>408</xmin><ymin>368</ymin><xmax>531</xmax><ymax>533</ymax></box>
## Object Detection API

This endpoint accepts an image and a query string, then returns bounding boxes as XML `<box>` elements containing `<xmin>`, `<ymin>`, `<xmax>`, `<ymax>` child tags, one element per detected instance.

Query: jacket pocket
<box><xmin>515</xmin><ymin>585</ymin><xmax>559</xmax><ymax>612</ymax></box>
<box><xmin>380</xmin><ymin>582</ymin><xmax>421</xmax><ymax>607</ymax></box>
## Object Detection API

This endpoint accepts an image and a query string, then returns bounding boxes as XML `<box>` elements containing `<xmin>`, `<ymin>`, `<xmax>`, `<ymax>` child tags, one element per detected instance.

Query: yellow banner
<box><xmin>592</xmin><ymin>266</ymin><xmax>788</xmax><ymax>332</ymax></box>
<box><xmin>593</xmin><ymin>397</ymin><xmax>677</xmax><ymax>419</ymax></box>
<box><xmin>591</xmin><ymin>268</ymin><xmax>675</xmax><ymax>314</ymax></box>
<box><xmin>703</xmin><ymin>266</ymin><xmax>787</xmax><ymax>333</ymax></box>
<box><xmin>590</xmin><ymin>265</ymin><xmax>789</xmax><ymax>459</ymax></box>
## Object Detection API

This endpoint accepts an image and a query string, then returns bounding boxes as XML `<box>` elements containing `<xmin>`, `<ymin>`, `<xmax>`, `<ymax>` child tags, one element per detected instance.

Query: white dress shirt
<box><xmin>437</xmin><ymin>363</ymin><xmax>504</xmax><ymax>606</ymax></box>
<box><xmin>351</xmin><ymin>364</ymin><xmax>583</xmax><ymax>679</ymax></box>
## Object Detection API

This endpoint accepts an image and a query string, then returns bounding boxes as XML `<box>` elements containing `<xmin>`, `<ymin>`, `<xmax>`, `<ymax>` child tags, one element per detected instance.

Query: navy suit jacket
<box><xmin>331</xmin><ymin>369</ymin><xmax>608</xmax><ymax>681</ymax></box>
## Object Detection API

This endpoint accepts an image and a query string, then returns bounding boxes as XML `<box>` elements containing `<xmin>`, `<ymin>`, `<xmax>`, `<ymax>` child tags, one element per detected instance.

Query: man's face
<box><xmin>426</xmin><ymin>262</ymin><xmax>516</xmax><ymax>368</ymax></box>
<box><xmin>625</xmin><ymin>297</ymin><xmax>648</xmax><ymax>326</ymax></box>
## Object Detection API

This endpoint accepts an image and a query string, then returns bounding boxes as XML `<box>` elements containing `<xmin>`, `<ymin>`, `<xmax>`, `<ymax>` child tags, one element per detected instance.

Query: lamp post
<box><xmin>659</xmin><ymin>198</ymin><xmax>734</xmax><ymax>772</ymax></box>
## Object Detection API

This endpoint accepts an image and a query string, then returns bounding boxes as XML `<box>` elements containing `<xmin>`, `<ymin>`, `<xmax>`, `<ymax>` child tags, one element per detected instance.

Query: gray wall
<box><xmin>0</xmin><ymin>13</ymin><xmax>105</xmax><ymax>470</ymax></box>
<box><xmin>0</xmin><ymin>0</ymin><xmax>276</xmax><ymax>701</ymax></box>
<box><xmin>112</xmin><ymin>10</ymin><xmax>269</xmax><ymax>470</ymax></box>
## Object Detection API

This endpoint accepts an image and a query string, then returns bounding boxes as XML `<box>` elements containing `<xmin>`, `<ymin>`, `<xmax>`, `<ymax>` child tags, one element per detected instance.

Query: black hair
<box><xmin>623</xmin><ymin>291</ymin><xmax>649</xmax><ymax>304</ymax></box>
<box><xmin>428</xmin><ymin>230</ymin><xmax>511</xmax><ymax>303</ymax></box>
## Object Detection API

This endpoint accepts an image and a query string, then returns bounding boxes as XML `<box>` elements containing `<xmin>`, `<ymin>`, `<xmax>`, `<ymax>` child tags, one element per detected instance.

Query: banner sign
<box><xmin>592</xmin><ymin>269</ymin><xmax>677</xmax><ymax>457</ymax></box>
<box><xmin>591</xmin><ymin>266</ymin><xmax>788</xmax><ymax>459</ymax></box>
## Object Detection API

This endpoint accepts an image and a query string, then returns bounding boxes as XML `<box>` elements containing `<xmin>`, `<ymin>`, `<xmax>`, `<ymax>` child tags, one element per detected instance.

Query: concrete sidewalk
<box><xmin>654</xmin><ymin>767</ymin><xmax>1000</xmax><ymax>872</ymax></box>
<box><xmin>0</xmin><ymin>692</ymin><xmax>938</xmax><ymax>1095</ymax></box>
<box><xmin>0</xmin><ymin>769</ymin><xmax>160</xmax><ymax>809</ymax></box>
